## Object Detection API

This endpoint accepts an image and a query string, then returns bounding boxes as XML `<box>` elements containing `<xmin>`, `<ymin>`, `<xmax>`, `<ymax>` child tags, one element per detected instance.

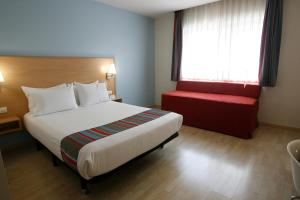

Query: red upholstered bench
<box><xmin>161</xmin><ymin>81</ymin><xmax>261</xmax><ymax>139</ymax></box>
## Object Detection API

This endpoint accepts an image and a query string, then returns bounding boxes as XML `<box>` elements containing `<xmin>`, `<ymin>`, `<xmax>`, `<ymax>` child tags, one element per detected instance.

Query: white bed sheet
<box><xmin>24</xmin><ymin>101</ymin><xmax>182</xmax><ymax>179</ymax></box>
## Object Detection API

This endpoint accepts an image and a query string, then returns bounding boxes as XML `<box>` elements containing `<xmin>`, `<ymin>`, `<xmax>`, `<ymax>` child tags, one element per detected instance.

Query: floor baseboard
<box><xmin>259</xmin><ymin>122</ymin><xmax>300</xmax><ymax>132</ymax></box>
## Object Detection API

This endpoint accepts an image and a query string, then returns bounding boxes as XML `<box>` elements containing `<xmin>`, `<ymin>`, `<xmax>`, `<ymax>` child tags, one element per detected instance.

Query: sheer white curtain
<box><xmin>181</xmin><ymin>0</ymin><xmax>266</xmax><ymax>83</ymax></box>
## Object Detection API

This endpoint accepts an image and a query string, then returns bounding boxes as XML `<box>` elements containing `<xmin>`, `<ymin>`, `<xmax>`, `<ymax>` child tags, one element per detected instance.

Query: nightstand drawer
<box><xmin>0</xmin><ymin>121</ymin><xmax>20</xmax><ymax>132</ymax></box>
<box><xmin>0</xmin><ymin>116</ymin><xmax>22</xmax><ymax>135</ymax></box>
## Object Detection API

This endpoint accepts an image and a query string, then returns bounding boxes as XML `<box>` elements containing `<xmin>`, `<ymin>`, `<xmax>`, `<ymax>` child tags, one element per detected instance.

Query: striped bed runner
<box><xmin>60</xmin><ymin>109</ymin><xmax>170</xmax><ymax>171</ymax></box>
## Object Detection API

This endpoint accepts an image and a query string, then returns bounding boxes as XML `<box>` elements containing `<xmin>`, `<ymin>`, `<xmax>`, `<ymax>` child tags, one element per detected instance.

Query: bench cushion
<box><xmin>176</xmin><ymin>81</ymin><xmax>260</xmax><ymax>98</ymax></box>
<box><xmin>163</xmin><ymin>91</ymin><xmax>257</xmax><ymax>106</ymax></box>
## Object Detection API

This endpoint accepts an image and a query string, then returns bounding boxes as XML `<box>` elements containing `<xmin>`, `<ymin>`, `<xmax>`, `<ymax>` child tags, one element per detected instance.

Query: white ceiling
<box><xmin>95</xmin><ymin>0</ymin><xmax>220</xmax><ymax>18</ymax></box>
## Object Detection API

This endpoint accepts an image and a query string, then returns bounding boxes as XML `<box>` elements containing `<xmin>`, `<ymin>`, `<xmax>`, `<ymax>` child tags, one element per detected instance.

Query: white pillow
<box><xmin>22</xmin><ymin>83</ymin><xmax>66</xmax><ymax>96</ymax></box>
<box><xmin>98</xmin><ymin>82</ymin><xmax>110</xmax><ymax>102</ymax></box>
<box><xmin>21</xmin><ymin>84</ymin><xmax>78</xmax><ymax>116</ymax></box>
<box><xmin>73</xmin><ymin>81</ymin><xmax>98</xmax><ymax>104</ymax></box>
<box><xmin>75</xmin><ymin>82</ymin><xmax>110</xmax><ymax>106</ymax></box>
<box><xmin>22</xmin><ymin>84</ymin><xmax>67</xmax><ymax>112</ymax></box>
<box><xmin>75</xmin><ymin>82</ymin><xmax>100</xmax><ymax>106</ymax></box>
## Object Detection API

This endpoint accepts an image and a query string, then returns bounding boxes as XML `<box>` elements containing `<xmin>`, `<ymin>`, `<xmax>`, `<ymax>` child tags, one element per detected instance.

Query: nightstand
<box><xmin>0</xmin><ymin>116</ymin><xmax>22</xmax><ymax>135</ymax></box>
<box><xmin>111</xmin><ymin>96</ymin><xmax>122</xmax><ymax>103</ymax></box>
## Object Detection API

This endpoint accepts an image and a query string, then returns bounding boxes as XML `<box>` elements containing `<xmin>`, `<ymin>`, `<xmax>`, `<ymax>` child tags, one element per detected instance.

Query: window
<box><xmin>181</xmin><ymin>0</ymin><xmax>266</xmax><ymax>83</ymax></box>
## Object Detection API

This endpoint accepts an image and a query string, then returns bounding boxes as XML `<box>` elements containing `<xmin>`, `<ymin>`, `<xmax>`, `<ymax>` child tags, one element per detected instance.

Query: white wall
<box><xmin>154</xmin><ymin>0</ymin><xmax>300</xmax><ymax>128</ymax></box>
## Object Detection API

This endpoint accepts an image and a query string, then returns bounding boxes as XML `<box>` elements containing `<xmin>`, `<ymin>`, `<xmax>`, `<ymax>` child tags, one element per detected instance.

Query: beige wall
<box><xmin>258</xmin><ymin>0</ymin><xmax>300</xmax><ymax>128</ymax></box>
<box><xmin>154</xmin><ymin>12</ymin><xmax>176</xmax><ymax>104</ymax></box>
<box><xmin>154</xmin><ymin>0</ymin><xmax>300</xmax><ymax>128</ymax></box>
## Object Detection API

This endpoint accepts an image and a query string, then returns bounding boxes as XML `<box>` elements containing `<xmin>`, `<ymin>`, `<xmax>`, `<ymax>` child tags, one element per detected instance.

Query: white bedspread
<box><xmin>24</xmin><ymin>101</ymin><xmax>182</xmax><ymax>179</ymax></box>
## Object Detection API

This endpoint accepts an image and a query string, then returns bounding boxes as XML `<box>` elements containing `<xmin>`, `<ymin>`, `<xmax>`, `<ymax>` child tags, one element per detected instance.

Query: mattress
<box><xmin>24</xmin><ymin>101</ymin><xmax>183</xmax><ymax>179</ymax></box>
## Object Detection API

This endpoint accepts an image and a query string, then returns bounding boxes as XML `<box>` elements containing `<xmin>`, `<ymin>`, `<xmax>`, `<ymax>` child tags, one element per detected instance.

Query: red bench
<box><xmin>161</xmin><ymin>81</ymin><xmax>261</xmax><ymax>139</ymax></box>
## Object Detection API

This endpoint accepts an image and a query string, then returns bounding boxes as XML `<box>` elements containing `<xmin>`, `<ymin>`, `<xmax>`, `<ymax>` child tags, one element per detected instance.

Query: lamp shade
<box><xmin>108</xmin><ymin>64</ymin><xmax>116</xmax><ymax>74</ymax></box>
<box><xmin>0</xmin><ymin>71</ymin><xmax>4</xmax><ymax>82</ymax></box>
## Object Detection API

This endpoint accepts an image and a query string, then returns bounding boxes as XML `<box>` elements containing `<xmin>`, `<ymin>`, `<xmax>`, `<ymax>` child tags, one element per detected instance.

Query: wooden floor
<box><xmin>3</xmin><ymin>125</ymin><xmax>300</xmax><ymax>200</ymax></box>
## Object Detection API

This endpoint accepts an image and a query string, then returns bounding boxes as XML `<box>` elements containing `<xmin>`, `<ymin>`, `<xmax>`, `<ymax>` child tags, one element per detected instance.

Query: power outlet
<box><xmin>0</xmin><ymin>107</ymin><xmax>8</xmax><ymax>114</ymax></box>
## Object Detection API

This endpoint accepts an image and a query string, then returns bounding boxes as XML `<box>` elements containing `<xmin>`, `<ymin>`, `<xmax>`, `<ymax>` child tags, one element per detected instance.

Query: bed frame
<box><xmin>36</xmin><ymin>132</ymin><xmax>179</xmax><ymax>194</ymax></box>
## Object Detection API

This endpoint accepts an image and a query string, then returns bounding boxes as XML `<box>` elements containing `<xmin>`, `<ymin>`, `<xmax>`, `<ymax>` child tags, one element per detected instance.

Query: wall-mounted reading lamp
<box><xmin>106</xmin><ymin>64</ymin><xmax>116</xmax><ymax>80</ymax></box>
<box><xmin>0</xmin><ymin>71</ymin><xmax>4</xmax><ymax>92</ymax></box>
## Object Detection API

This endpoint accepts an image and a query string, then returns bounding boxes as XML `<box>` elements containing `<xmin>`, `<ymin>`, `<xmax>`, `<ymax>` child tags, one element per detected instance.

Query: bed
<box><xmin>24</xmin><ymin>101</ymin><xmax>183</xmax><ymax>192</ymax></box>
<box><xmin>0</xmin><ymin>56</ymin><xmax>183</xmax><ymax>193</ymax></box>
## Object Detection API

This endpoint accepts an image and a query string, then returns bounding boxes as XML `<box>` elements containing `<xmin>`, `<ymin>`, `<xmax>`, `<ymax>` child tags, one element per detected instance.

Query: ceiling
<box><xmin>95</xmin><ymin>0</ymin><xmax>220</xmax><ymax>18</ymax></box>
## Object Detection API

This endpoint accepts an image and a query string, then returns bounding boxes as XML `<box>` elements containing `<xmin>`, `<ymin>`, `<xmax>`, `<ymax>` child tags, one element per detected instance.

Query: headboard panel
<box><xmin>0</xmin><ymin>56</ymin><xmax>115</xmax><ymax>118</ymax></box>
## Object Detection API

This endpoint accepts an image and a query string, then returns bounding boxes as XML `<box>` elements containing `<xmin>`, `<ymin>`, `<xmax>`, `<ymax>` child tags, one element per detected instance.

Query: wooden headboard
<box><xmin>0</xmin><ymin>56</ymin><xmax>115</xmax><ymax>118</ymax></box>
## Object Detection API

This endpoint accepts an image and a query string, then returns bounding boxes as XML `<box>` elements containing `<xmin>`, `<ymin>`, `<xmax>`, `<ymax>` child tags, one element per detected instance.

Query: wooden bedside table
<box><xmin>111</xmin><ymin>96</ymin><xmax>122</xmax><ymax>103</ymax></box>
<box><xmin>0</xmin><ymin>116</ymin><xmax>22</xmax><ymax>136</ymax></box>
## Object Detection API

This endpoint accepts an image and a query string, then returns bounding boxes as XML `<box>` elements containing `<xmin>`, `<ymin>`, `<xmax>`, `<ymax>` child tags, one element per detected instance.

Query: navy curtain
<box><xmin>259</xmin><ymin>0</ymin><xmax>283</xmax><ymax>87</ymax></box>
<box><xmin>171</xmin><ymin>10</ymin><xmax>183</xmax><ymax>81</ymax></box>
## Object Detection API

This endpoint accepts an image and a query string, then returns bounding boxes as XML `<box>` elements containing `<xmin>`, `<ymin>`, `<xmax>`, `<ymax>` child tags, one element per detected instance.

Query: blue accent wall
<box><xmin>0</xmin><ymin>0</ymin><xmax>154</xmax><ymax>148</ymax></box>
<box><xmin>0</xmin><ymin>0</ymin><xmax>154</xmax><ymax>106</ymax></box>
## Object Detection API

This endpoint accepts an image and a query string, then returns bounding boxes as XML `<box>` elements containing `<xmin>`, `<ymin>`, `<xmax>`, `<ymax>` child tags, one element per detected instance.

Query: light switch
<box><xmin>0</xmin><ymin>107</ymin><xmax>7</xmax><ymax>114</ymax></box>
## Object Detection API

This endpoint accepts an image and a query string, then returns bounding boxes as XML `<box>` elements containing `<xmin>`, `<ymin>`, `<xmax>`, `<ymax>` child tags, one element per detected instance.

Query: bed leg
<box><xmin>80</xmin><ymin>177</ymin><xmax>90</xmax><ymax>194</ymax></box>
<box><xmin>36</xmin><ymin>140</ymin><xmax>42</xmax><ymax>151</ymax></box>
<box><xmin>52</xmin><ymin>154</ymin><xmax>59</xmax><ymax>167</ymax></box>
